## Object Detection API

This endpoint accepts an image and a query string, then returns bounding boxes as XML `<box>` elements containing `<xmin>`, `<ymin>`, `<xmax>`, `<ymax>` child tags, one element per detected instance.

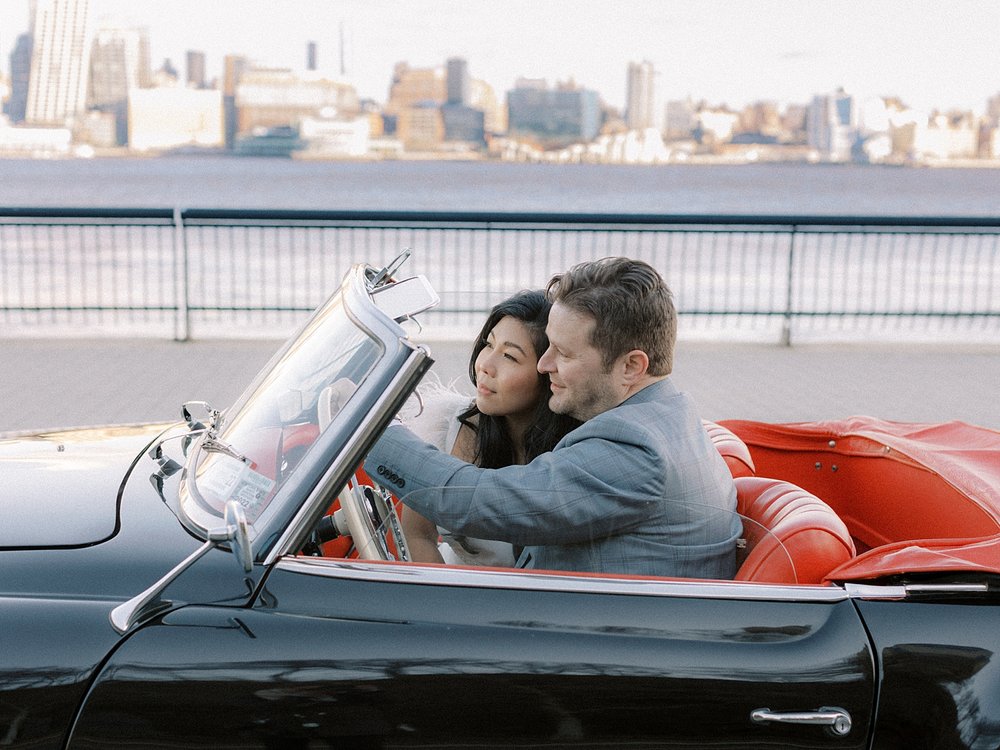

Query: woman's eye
<box><xmin>504</xmin><ymin>352</ymin><xmax>519</xmax><ymax>362</ymax></box>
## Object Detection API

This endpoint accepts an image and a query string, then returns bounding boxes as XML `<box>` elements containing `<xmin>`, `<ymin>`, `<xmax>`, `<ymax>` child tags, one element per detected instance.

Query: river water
<box><xmin>1</xmin><ymin>157</ymin><xmax>999</xmax><ymax>216</ymax></box>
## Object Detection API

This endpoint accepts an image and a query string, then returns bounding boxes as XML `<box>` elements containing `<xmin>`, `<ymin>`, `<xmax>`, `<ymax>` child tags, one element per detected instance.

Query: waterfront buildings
<box><xmin>1</xmin><ymin>2</ymin><xmax>998</xmax><ymax>165</ymax></box>
<box><xmin>383</xmin><ymin>58</ymin><xmax>491</xmax><ymax>151</ymax></box>
<box><xmin>507</xmin><ymin>78</ymin><xmax>600</xmax><ymax>148</ymax></box>
<box><xmin>234</xmin><ymin>67</ymin><xmax>358</xmax><ymax>135</ymax></box>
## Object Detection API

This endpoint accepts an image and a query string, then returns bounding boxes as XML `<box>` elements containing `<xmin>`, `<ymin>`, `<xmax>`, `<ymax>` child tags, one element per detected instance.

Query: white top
<box><xmin>405</xmin><ymin>380</ymin><xmax>516</xmax><ymax>567</ymax></box>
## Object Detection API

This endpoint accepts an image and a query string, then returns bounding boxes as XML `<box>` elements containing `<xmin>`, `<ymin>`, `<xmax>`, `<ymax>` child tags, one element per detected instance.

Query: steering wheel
<box><xmin>336</xmin><ymin>482</ymin><xmax>410</xmax><ymax>561</ymax></box>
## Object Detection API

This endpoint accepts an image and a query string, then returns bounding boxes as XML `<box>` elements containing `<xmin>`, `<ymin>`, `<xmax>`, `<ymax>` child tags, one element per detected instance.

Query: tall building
<box><xmin>25</xmin><ymin>0</ymin><xmax>92</xmax><ymax>126</ymax></box>
<box><xmin>87</xmin><ymin>26</ymin><xmax>150</xmax><ymax>107</ymax></box>
<box><xmin>307</xmin><ymin>42</ymin><xmax>317</xmax><ymax>72</ymax></box>
<box><xmin>87</xmin><ymin>25</ymin><xmax>150</xmax><ymax>144</ymax></box>
<box><xmin>441</xmin><ymin>57</ymin><xmax>484</xmax><ymax>147</ymax></box>
<box><xmin>5</xmin><ymin>33</ymin><xmax>33</xmax><ymax>122</ymax></box>
<box><xmin>446</xmin><ymin>57</ymin><xmax>470</xmax><ymax>106</ymax></box>
<box><xmin>986</xmin><ymin>92</ymin><xmax>1000</xmax><ymax>126</ymax></box>
<box><xmin>807</xmin><ymin>88</ymin><xmax>858</xmax><ymax>161</ymax></box>
<box><xmin>625</xmin><ymin>60</ymin><xmax>656</xmax><ymax>130</ymax></box>
<box><xmin>186</xmin><ymin>50</ymin><xmax>206</xmax><ymax>89</ymax></box>
<box><xmin>222</xmin><ymin>54</ymin><xmax>248</xmax><ymax>149</ymax></box>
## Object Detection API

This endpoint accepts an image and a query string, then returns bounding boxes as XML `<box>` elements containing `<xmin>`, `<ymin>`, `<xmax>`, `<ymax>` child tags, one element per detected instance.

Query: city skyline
<box><xmin>2</xmin><ymin>0</ymin><xmax>999</xmax><ymax>115</ymax></box>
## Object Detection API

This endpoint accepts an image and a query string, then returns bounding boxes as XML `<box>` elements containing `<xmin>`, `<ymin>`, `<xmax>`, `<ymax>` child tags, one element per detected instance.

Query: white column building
<box><xmin>25</xmin><ymin>0</ymin><xmax>92</xmax><ymax>127</ymax></box>
<box><xmin>625</xmin><ymin>60</ymin><xmax>657</xmax><ymax>131</ymax></box>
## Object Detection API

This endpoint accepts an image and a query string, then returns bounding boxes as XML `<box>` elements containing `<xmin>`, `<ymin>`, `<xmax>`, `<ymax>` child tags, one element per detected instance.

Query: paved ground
<box><xmin>3</xmin><ymin>337</ymin><xmax>999</xmax><ymax>435</ymax></box>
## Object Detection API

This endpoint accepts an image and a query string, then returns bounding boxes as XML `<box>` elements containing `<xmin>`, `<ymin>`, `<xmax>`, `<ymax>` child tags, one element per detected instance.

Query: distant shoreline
<box><xmin>0</xmin><ymin>148</ymin><xmax>1000</xmax><ymax>169</ymax></box>
<box><xmin>3</xmin><ymin>149</ymin><xmax>1000</xmax><ymax>170</ymax></box>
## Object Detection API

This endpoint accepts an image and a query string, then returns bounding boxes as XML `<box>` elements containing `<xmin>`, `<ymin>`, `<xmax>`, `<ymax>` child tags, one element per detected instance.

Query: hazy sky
<box><xmin>3</xmin><ymin>0</ymin><xmax>998</xmax><ymax>113</ymax></box>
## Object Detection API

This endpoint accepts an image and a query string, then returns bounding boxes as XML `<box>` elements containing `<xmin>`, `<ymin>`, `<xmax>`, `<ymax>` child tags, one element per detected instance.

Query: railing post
<box><xmin>173</xmin><ymin>206</ymin><xmax>190</xmax><ymax>341</ymax></box>
<box><xmin>781</xmin><ymin>225</ymin><xmax>797</xmax><ymax>346</ymax></box>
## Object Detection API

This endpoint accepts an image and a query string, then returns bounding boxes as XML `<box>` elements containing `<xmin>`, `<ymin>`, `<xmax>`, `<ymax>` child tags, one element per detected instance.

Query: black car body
<box><xmin>3</xmin><ymin>257</ymin><xmax>999</xmax><ymax>749</ymax></box>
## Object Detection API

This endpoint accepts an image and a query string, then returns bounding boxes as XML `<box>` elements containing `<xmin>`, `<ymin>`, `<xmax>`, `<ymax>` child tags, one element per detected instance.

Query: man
<box><xmin>365</xmin><ymin>257</ymin><xmax>740</xmax><ymax>578</ymax></box>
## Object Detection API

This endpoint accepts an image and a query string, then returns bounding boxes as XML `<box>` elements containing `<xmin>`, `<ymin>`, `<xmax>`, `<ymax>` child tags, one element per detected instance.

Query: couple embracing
<box><xmin>365</xmin><ymin>256</ymin><xmax>741</xmax><ymax>579</ymax></box>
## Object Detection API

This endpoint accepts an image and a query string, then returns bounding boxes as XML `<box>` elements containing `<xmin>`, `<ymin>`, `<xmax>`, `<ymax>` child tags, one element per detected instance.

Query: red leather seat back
<box><xmin>734</xmin><ymin>477</ymin><xmax>855</xmax><ymax>584</ymax></box>
<box><xmin>703</xmin><ymin>420</ymin><xmax>756</xmax><ymax>478</ymax></box>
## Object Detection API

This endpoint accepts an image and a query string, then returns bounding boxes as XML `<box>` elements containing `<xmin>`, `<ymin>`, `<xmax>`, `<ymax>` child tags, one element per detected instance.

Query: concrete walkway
<box><xmin>2</xmin><ymin>337</ymin><xmax>999</xmax><ymax>435</ymax></box>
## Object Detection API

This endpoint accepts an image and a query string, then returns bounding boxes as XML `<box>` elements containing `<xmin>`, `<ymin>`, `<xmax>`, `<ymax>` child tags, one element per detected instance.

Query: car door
<box><xmin>70</xmin><ymin>557</ymin><xmax>874</xmax><ymax>749</ymax></box>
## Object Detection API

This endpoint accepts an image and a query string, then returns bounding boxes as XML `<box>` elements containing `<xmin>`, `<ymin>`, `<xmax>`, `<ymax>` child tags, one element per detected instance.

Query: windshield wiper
<box><xmin>200</xmin><ymin>435</ymin><xmax>252</xmax><ymax>465</ymax></box>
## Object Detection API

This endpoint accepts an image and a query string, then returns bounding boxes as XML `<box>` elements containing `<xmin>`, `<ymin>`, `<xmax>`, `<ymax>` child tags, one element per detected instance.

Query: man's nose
<box><xmin>537</xmin><ymin>346</ymin><xmax>554</xmax><ymax>374</ymax></box>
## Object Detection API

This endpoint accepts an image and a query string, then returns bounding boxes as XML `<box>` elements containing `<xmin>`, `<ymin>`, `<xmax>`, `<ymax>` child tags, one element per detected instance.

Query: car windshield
<box><xmin>180</xmin><ymin>288</ymin><xmax>384</xmax><ymax>529</ymax></box>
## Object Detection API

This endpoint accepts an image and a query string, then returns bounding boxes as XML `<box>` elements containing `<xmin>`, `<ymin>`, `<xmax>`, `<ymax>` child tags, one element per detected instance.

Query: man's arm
<box><xmin>364</xmin><ymin>420</ymin><xmax>663</xmax><ymax>546</ymax></box>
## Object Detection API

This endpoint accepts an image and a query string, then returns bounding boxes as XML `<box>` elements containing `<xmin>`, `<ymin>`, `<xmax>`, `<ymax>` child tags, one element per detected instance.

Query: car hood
<box><xmin>0</xmin><ymin>423</ymin><xmax>171</xmax><ymax>549</ymax></box>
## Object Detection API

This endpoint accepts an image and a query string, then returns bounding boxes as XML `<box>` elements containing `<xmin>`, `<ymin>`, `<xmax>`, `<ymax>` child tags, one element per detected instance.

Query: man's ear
<box><xmin>620</xmin><ymin>349</ymin><xmax>649</xmax><ymax>384</ymax></box>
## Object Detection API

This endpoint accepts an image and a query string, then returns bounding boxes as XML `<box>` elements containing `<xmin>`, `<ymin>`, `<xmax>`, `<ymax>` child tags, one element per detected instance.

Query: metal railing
<box><xmin>1</xmin><ymin>207</ymin><xmax>998</xmax><ymax>344</ymax></box>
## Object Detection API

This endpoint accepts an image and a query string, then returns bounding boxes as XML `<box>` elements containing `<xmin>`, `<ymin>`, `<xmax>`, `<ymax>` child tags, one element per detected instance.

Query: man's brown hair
<box><xmin>546</xmin><ymin>257</ymin><xmax>676</xmax><ymax>375</ymax></box>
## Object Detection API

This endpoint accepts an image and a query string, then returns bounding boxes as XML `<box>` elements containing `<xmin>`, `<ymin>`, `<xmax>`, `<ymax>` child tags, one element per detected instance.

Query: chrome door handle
<box><xmin>751</xmin><ymin>706</ymin><xmax>852</xmax><ymax>736</ymax></box>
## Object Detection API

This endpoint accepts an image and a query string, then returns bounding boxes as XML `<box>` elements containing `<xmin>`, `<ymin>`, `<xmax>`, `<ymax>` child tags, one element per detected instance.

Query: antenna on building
<box><xmin>339</xmin><ymin>21</ymin><xmax>346</xmax><ymax>77</ymax></box>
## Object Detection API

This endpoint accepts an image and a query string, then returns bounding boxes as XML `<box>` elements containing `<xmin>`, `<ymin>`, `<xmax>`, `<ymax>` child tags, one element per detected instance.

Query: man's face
<box><xmin>537</xmin><ymin>302</ymin><xmax>623</xmax><ymax>421</ymax></box>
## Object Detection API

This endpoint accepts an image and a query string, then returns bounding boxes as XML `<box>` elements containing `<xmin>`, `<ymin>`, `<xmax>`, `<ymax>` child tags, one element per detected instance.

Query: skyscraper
<box><xmin>625</xmin><ymin>60</ymin><xmax>656</xmax><ymax>130</ymax></box>
<box><xmin>88</xmin><ymin>26</ymin><xmax>150</xmax><ymax>107</ymax></box>
<box><xmin>222</xmin><ymin>54</ymin><xmax>248</xmax><ymax>149</ymax></box>
<box><xmin>25</xmin><ymin>0</ymin><xmax>92</xmax><ymax>126</ymax></box>
<box><xmin>87</xmin><ymin>25</ymin><xmax>150</xmax><ymax>144</ymax></box>
<box><xmin>5</xmin><ymin>33</ymin><xmax>33</xmax><ymax>122</ymax></box>
<box><xmin>446</xmin><ymin>57</ymin><xmax>470</xmax><ymax>106</ymax></box>
<box><xmin>807</xmin><ymin>88</ymin><xmax>858</xmax><ymax>161</ymax></box>
<box><xmin>186</xmin><ymin>50</ymin><xmax>206</xmax><ymax>89</ymax></box>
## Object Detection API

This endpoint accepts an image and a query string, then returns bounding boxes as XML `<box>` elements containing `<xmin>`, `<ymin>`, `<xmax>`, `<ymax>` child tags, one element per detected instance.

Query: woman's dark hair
<box><xmin>458</xmin><ymin>290</ymin><xmax>581</xmax><ymax>469</ymax></box>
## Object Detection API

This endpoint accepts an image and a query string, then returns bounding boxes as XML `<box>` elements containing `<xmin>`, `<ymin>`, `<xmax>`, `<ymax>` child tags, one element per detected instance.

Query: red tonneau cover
<box><xmin>722</xmin><ymin>417</ymin><xmax>1000</xmax><ymax>581</ymax></box>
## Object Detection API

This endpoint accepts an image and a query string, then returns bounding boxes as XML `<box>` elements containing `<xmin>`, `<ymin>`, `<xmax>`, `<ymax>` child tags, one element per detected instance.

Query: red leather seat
<box><xmin>703</xmin><ymin>420</ymin><xmax>756</xmax><ymax>478</ymax></box>
<box><xmin>734</xmin><ymin>477</ymin><xmax>855</xmax><ymax>584</ymax></box>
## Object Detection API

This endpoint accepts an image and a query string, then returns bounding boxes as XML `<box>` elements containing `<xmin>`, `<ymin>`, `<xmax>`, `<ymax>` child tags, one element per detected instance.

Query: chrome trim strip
<box><xmin>845</xmin><ymin>581</ymin><xmax>989</xmax><ymax>600</ymax></box>
<box><xmin>844</xmin><ymin>582</ymin><xmax>908</xmax><ymax>600</ymax></box>
<box><xmin>276</xmin><ymin>558</ymin><xmax>851</xmax><ymax>602</ymax></box>
<box><xmin>906</xmin><ymin>582</ymin><xmax>989</xmax><ymax>594</ymax></box>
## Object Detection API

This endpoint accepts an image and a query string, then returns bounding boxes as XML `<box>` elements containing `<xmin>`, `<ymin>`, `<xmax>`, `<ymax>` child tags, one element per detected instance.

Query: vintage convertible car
<box><xmin>3</xmin><ymin>253</ymin><xmax>1000</xmax><ymax>749</ymax></box>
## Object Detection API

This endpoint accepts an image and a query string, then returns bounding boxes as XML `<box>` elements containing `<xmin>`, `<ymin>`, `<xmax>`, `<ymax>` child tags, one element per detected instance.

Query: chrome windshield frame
<box><xmin>177</xmin><ymin>263</ymin><xmax>436</xmax><ymax>562</ymax></box>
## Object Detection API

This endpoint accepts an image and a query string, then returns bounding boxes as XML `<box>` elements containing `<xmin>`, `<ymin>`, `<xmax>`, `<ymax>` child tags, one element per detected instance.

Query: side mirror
<box><xmin>208</xmin><ymin>500</ymin><xmax>253</xmax><ymax>573</ymax></box>
<box><xmin>111</xmin><ymin>500</ymin><xmax>253</xmax><ymax>633</ymax></box>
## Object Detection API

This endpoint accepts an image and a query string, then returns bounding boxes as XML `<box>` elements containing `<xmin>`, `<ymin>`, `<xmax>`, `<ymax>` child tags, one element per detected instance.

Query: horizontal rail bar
<box><xmin>1</xmin><ymin>207</ymin><xmax>998</xmax><ymax>228</ymax></box>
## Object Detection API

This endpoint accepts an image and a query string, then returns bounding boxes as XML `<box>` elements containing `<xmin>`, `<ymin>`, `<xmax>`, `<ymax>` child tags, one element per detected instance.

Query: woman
<box><xmin>403</xmin><ymin>290</ymin><xmax>581</xmax><ymax>565</ymax></box>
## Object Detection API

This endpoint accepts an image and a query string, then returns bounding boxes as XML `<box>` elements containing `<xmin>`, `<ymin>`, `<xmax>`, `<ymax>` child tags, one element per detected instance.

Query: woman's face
<box><xmin>474</xmin><ymin>315</ymin><xmax>544</xmax><ymax>420</ymax></box>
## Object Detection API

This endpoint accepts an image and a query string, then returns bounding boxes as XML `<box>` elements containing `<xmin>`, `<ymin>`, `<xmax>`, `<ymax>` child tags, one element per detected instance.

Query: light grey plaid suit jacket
<box><xmin>365</xmin><ymin>378</ymin><xmax>740</xmax><ymax>578</ymax></box>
